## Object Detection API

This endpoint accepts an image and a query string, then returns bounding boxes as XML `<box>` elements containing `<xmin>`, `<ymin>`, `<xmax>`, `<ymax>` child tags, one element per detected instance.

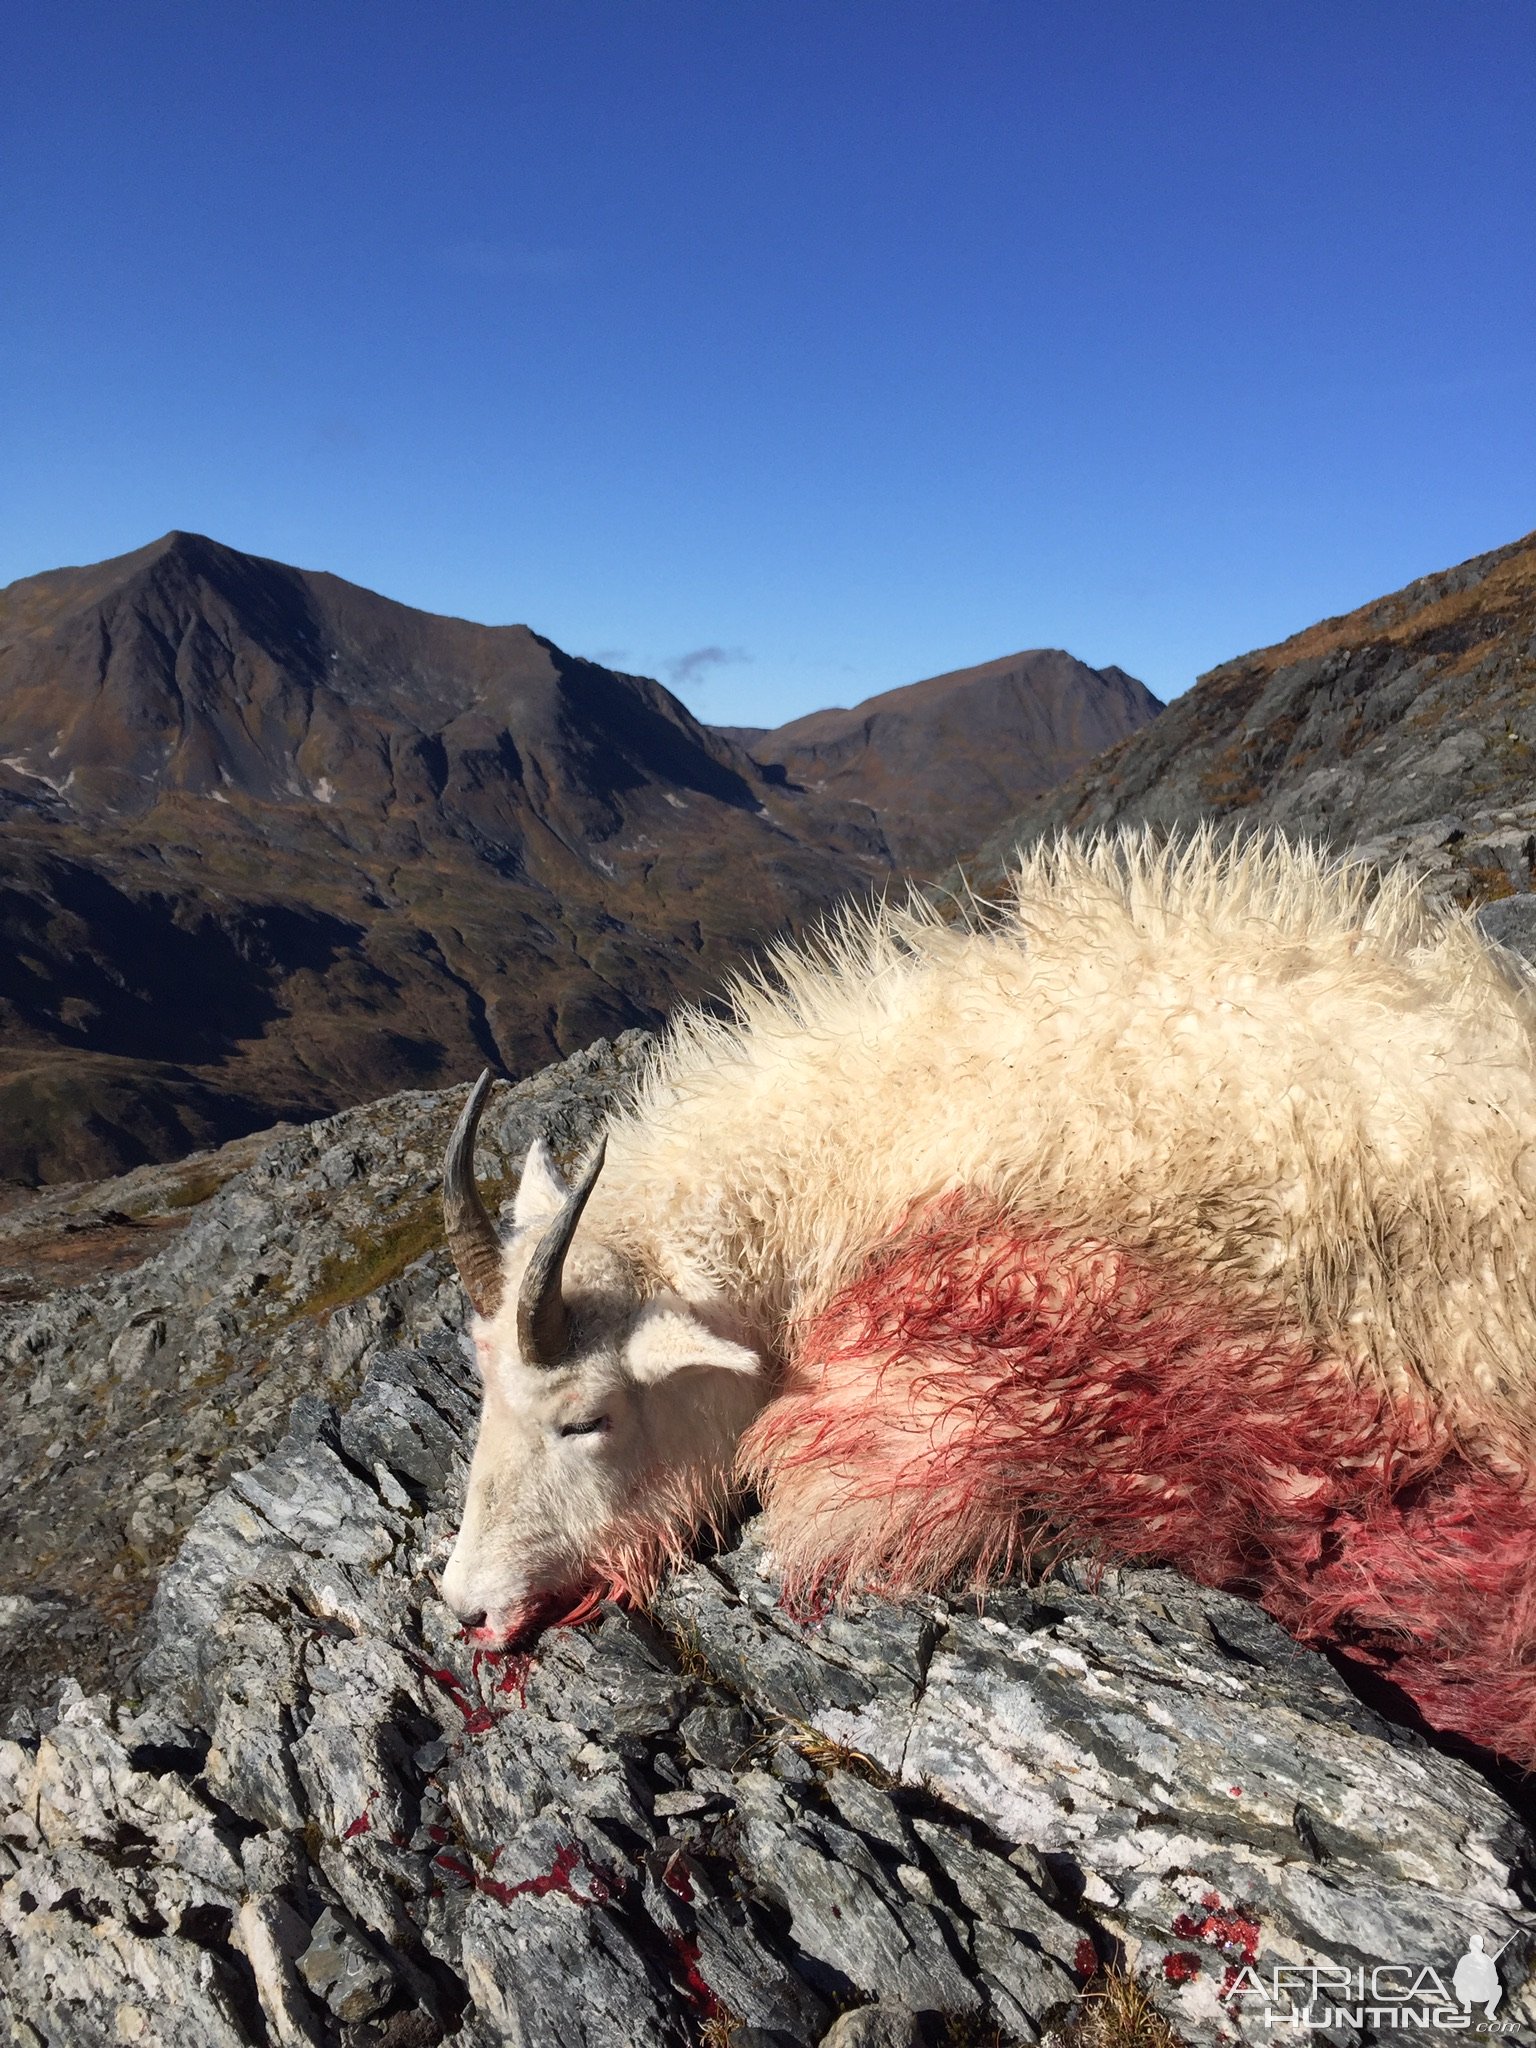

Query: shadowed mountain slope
<box><xmin>0</xmin><ymin>533</ymin><xmax>891</xmax><ymax>1182</ymax></box>
<box><xmin>723</xmin><ymin>648</ymin><xmax>1160</xmax><ymax>869</ymax></box>
<box><xmin>964</xmin><ymin>530</ymin><xmax>1536</xmax><ymax>902</ymax></box>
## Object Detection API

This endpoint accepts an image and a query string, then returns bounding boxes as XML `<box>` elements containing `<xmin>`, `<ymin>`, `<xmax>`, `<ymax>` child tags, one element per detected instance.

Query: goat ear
<box><xmin>625</xmin><ymin>1301</ymin><xmax>762</xmax><ymax>1384</ymax></box>
<box><xmin>513</xmin><ymin>1137</ymin><xmax>568</xmax><ymax>1229</ymax></box>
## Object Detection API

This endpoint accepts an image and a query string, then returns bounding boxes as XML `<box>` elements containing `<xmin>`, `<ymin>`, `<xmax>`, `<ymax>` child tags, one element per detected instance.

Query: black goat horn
<box><xmin>516</xmin><ymin>1137</ymin><xmax>607</xmax><ymax>1368</ymax></box>
<box><xmin>442</xmin><ymin>1071</ymin><xmax>504</xmax><ymax>1318</ymax></box>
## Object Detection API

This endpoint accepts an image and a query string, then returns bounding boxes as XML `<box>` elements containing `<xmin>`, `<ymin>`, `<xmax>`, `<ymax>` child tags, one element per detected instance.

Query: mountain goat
<box><xmin>439</xmin><ymin>830</ymin><xmax>1536</xmax><ymax>1766</ymax></box>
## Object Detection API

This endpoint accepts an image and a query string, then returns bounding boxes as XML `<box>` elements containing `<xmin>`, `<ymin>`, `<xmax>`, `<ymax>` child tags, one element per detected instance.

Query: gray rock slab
<box><xmin>1480</xmin><ymin>892</ymin><xmax>1536</xmax><ymax>964</ymax></box>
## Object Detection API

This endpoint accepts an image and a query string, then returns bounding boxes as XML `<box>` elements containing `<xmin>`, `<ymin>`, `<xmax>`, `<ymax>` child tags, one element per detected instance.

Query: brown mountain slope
<box><xmin>0</xmin><ymin>533</ymin><xmax>891</xmax><ymax>1182</ymax></box>
<box><xmin>965</xmin><ymin>530</ymin><xmax>1536</xmax><ymax>904</ymax></box>
<box><xmin>723</xmin><ymin>649</ymin><xmax>1160</xmax><ymax>869</ymax></box>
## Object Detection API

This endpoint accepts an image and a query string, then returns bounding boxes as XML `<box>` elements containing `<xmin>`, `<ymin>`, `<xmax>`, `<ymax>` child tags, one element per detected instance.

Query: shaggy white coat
<box><xmin>590</xmin><ymin>829</ymin><xmax>1536</xmax><ymax>1469</ymax></box>
<box><xmin>444</xmin><ymin>828</ymin><xmax>1536</xmax><ymax>1646</ymax></box>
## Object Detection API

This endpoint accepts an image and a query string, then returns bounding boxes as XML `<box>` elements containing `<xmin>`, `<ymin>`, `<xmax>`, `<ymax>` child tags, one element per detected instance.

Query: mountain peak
<box><xmin>0</xmin><ymin>531</ymin><xmax>758</xmax><ymax>822</ymax></box>
<box><xmin>0</xmin><ymin>532</ymin><xmax>897</xmax><ymax>1183</ymax></box>
<box><xmin>148</xmin><ymin>526</ymin><xmax>216</xmax><ymax>557</ymax></box>
<box><xmin>736</xmin><ymin>647</ymin><xmax>1160</xmax><ymax>869</ymax></box>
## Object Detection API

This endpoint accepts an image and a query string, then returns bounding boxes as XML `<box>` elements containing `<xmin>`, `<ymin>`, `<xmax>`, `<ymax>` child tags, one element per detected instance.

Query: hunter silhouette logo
<box><xmin>1452</xmin><ymin>1936</ymin><xmax>1511</xmax><ymax>2021</ymax></box>
<box><xmin>1222</xmin><ymin>1931</ymin><xmax>1523</xmax><ymax>2032</ymax></box>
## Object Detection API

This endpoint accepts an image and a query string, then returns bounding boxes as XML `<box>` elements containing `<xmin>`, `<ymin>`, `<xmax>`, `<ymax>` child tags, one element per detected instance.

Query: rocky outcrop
<box><xmin>4</xmin><ymin>1060</ymin><xmax>1535</xmax><ymax>2047</ymax></box>
<box><xmin>962</xmin><ymin>529</ymin><xmax>1536</xmax><ymax>912</ymax></box>
<box><xmin>0</xmin><ymin>1034</ymin><xmax>653</xmax><ymax>1715</ymax></box>
<box><xmin>5</xmin><ymin>1322</ymin><xmax>1534</xmax><ymax>2046</ymax></box>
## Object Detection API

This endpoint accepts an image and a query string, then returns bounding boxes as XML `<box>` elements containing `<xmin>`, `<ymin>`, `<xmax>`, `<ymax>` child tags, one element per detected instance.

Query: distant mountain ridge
<box><xmin>0</xmin><ymin>530</ymin><xmax>757</xmax><ymax>822</ymax></box>
<box><xmin>717</xmin><ymin>648</ymin><xmax>1160</xmax><ymax>869</ymax></box>
<box><xmin>0</xmin><ymin>533</ymin><xmax>1144</xmax><ymax>1183</ymax></box>
<box><xmin>0</xmin><ymin>533</ymin><xmax>893</xmax><ymax>1181</ymax></box>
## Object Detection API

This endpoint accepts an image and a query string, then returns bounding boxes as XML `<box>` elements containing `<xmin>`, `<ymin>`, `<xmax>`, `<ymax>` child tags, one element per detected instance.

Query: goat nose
<box><xmin>438</xmin><ymin>1558</ymin><xmax>484</xmax><ymax>1627</ymax></box>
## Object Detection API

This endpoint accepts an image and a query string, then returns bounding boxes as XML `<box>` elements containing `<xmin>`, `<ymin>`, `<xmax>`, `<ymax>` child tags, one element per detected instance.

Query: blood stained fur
<box><xmin>743</xmin><ymin>1195</ymin><xmax>1536</xmax><ymax>1768</ymax></box>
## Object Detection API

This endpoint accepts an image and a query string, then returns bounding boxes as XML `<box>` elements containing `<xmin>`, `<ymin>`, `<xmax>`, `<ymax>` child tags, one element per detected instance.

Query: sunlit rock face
<box><xmin>966</xmin><ymin>526</ymin><xmax>1536</xmax><ymax>906</ymax></box>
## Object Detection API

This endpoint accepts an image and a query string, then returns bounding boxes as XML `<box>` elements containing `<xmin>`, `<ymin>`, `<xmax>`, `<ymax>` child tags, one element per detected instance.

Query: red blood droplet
<box><xmin>496</xmin><ymin>1654</ymin><xmax>534</xmax><ymax>1703</ymax></box>
<box><xmin>669</xmin><ymin>1936</ymin><xmax>720</xmax><ymax>2018</ymax></box>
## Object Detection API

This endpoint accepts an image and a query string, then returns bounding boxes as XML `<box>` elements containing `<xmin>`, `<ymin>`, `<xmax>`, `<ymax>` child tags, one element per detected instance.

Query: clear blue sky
<box><xmin>3</xmin><ymin>3</ymin><xmax>1532</xmax><ymax>724</ymax></box>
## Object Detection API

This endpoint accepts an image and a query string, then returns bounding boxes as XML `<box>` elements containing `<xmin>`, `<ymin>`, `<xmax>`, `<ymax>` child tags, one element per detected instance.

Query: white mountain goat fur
<box><xmin>439</xmin><ymin>829</ymin><xmax>1536</xmax><ymax>1765</ymax></box>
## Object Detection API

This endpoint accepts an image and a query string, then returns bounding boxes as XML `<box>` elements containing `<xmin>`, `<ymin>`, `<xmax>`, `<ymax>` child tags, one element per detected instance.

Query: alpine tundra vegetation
<box><xmin>440</xmin><ymin>827</ymin><xmax>1536</xmax><ymax>1770</ymax></box>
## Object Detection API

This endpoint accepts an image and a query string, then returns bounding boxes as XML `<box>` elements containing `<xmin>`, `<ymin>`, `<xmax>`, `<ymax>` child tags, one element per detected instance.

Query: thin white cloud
<box><xmin>666</xmin><ymin>645</ymin><xmax>752</xmax><ymax>689</ymax></box>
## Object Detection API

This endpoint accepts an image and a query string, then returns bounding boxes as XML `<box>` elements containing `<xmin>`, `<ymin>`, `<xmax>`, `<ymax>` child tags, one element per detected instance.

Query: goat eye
<box><xmin>558</xmin><ymin>1416</ymin><xmax>610</xmax><ymax>1439</ymax></box>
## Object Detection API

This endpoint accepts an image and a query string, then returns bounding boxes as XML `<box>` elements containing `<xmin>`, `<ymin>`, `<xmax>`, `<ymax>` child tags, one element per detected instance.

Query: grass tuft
<box><xmin>1054</xmin><ymin>1969</ymin><xmax>1184</xmax><ymax>2048</ymax></box>
<box><xmin>650</xmin><ymin>1609</ymin><xmax>717</xmax><ymax>1684</ymax></box>
<box><xmin>162</xmin><ymin>1167</ymin><xmax>234</xmax><ymax>1211</ymax></box>
<box><xmin>936</xmin><ymin>2017</ymin><xmax>1015</xmax><ymax>2047</ymax></box>
<box><xmin>281</xmin><ymin>1200</ymin><xmax>446</xmax><ymax>1322</ymax></box>
<box><xmin>1462</xmin><ymin>862</ymin><xmax>1517</xmax><ymax>906</ymax></box>
<box><xmin>769</xmin><ymin>1712</ymin><xmax>894</xmax><ymax>1786</ymax></box>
